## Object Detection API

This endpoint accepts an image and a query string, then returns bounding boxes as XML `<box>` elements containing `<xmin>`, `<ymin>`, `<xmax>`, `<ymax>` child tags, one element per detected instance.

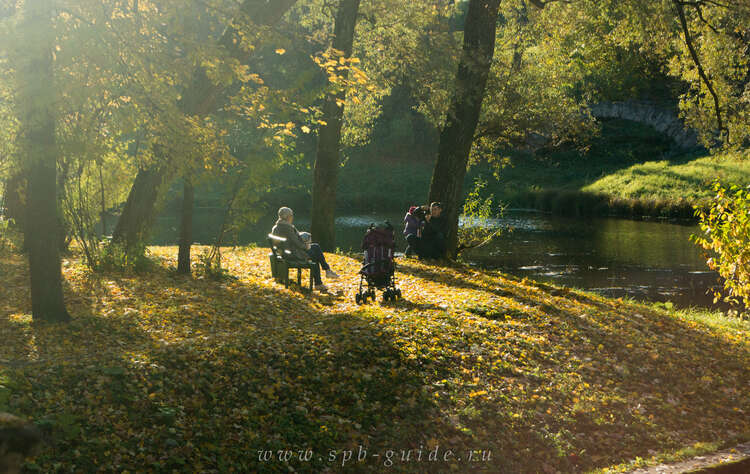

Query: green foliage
<box><xmin>0</xmin><ymin>215</ymin><xmax>20</xmax><ymax>254</ymax></box>
<box><xmin>0</xmin><ymin>53</ymin><xmax>17</xmax><ymax>184</ymax></box>
<box><xmin>458</xmin><ymin>177</ymin><xmax>504</xmax><ymax>251</ymax></box>
<box><xmin>0</xmin><ymin>0</ymin><xmax>745</xmax><ymax>267</ymax></box>
<box><xmin>538</xmin><ymin>0</ymin><xmax>750</xmax><ymax>149</ymax></box>
<box><xmin>664</xmin><ymin>2</ymin><xmax>750</xmax><ymax>148</ymax></box>
<box><xmin>60</xmin><ymin>154</ymin><xmax>134</xmax><ymax>269</ymax></box>
<box><xmin>343</xmin><ymin>0</ymin><xmax>458</xmax><ymax>146</ymax></box>
<box><xmin>0</xmin><ymin>0</ymin><xmax>315</xmax><ymax>261</ymax></box>
<box><xmin>582</xmin><ymin>150</ymin><xmax>750</xmax><ymax>202</ymax></box>
<box><xmin>268</xmin><ymin>119</ymin><xmax>730</xmax><ymax>218</ymax></box>
<box><xmin>534</xmin><ymin>0</ymin><xmax>682</xmax><ymax>105</ymax></box>
<box><xmin>693</xmin><ymin>182</ymin><xmax>750</xmax><ymax>316</ymax></box>
<box><xmin>473</xmin><ymin>1</ymin><xmax>599</xmax><ymax>166</ymax></box>
<box><xmin>194</xmin><ymin>246</ymin><xmax>236</xmax><ymax>281</ymax></box>
<box><xmin>476</xmin><ymin>123</ymin><xmax>746</xmax><ymax>217</ymax></box>
<box><xmin>0</xmin><ymin>372</ymin><xmax>13</xmax><ymax>412</ymax></box>
<box><xmin>95</xmin><ymin>240</ymin><xmax>153</xmax><ymax>273</ymax></box>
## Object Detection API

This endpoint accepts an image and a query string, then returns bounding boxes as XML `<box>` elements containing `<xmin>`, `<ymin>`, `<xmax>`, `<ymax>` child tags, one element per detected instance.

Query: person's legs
<box><xmin>306</xmin><ymin>243</ymin><xmax>330</xmax><ymax>271</ymax></box>
<box><xmin>404</xmin><ymin>234</ymin><xmax>419</xmax><ymax>257</ymax></box>
<box><xmin>406</xmin><ymin>233</ymin><xmax>421</xmax><ymax>257</ymax></box>
<box><xmin>310</xmin><ymin>262</ymin><xmax>323</xmax><ymax>286</ymax></box>
<box><xmin>419</xmin><ymin>237</ymin><xmax>436</xmax><ymax>259</ymax></box>
<box><xmin>307</xmin><ymin>243</ymin><xmax>338</xmax><ymax>280</ymax></box>
<box><xmin>420</xmin><ymin>236</ymin><xmax>445</xmax><ymax>259</ymax></box>
<box><xmin>432</xmin><ymin>233</ymin><xmax>446</xmax><ymax>258</ymax></box>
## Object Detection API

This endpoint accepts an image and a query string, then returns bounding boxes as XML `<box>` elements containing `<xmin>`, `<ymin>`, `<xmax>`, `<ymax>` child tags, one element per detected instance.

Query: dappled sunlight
<box><xmin>2</xmin><ymin>0</ymin><xmax>749</xmax><ymax>471</ymax></box>
<box><xmin>1</xmin><ymin>246</ymin><xmax>748</xmax><ymax>472</ymax></box>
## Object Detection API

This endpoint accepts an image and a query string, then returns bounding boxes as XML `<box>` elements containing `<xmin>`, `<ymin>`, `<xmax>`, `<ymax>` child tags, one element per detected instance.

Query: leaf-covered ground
<box><xmin>1</xmin><ymin>246</ymin><xmax>749</xmax><ymax>473</ymax></box>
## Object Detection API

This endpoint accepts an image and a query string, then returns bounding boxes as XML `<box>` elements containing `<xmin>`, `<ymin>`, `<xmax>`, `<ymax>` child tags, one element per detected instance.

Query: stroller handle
<box><xmin>361</xmin><ymin>259</ymin><xmax>391</xmax><ymax>271</ymax></box>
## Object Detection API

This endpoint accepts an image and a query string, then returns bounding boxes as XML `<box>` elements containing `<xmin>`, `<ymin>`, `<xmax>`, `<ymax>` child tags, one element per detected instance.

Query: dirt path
<box><xmin>627</xmin><ymin>441</ymin><xmax>750</xmax><ymax>473</ymax></box>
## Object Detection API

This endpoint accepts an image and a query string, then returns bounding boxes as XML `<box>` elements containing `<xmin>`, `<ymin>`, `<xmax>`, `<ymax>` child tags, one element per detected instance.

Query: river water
<box><xmin>152</xmin><ymin>209</ymin><xmax>720</xmax><ymax>309</ymax></box>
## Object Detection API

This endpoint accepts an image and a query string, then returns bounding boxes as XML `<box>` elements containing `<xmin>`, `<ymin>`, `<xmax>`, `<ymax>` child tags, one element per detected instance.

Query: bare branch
<box><xmin>677</xmin><ymin>0</ymin><xmax>733</xmax><ymax>10</ymax></box>
<box><xmin>672</xmin><ymin>0</ymin><xmax>727</xmax><ymax>140</ymax></box>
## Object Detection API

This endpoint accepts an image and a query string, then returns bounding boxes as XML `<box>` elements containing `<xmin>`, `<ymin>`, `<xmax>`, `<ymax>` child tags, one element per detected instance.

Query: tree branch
<box><xmin>456</xmin><ymin>228</ymin><xmax>503</xmax><ymax>255</ymax></box>
<box><xmin>672</xmin><ymin>0</ymin><xmax>726</xmax><ymax>140</ymax></box>
<box><xmin>677</xmin><ymin>0</ymin><xmax>732</xmax><ymax>10</ymax></box>
<box><xmin>527</xmin><ymin>0</ymin><xmax>572</xmax><ymax>9</ymax></box>
<box><xmin>678</xmin><ymin>1</ymin><xmax>724</xmax><ymax>35</ymax></box>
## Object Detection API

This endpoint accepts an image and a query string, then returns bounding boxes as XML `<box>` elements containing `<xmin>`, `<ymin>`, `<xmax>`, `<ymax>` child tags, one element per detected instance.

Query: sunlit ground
<box><xmin>1</xmin><ymin>246</ymin><xmax>748</xmax><ymax>472</ymax></box>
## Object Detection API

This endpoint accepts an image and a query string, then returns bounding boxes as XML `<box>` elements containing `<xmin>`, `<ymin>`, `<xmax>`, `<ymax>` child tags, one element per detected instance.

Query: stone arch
<box><xmin>589</xmin><ymin>101</ymin><xmax>699</xmax><ymax>151</ymax></box>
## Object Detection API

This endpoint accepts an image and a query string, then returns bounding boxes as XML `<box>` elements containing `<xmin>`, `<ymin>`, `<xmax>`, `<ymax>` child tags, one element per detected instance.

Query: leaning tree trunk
<box><xmin>310</xmin><ymin>0</ymin><xmax>361</xmax><ymax>252</ymax></box>
<box><xmin>177</xmin><ymin>178</ymin><xmax>194</xmax><ymax>274</ymax></box>
<box><xmin>111</xmin><ymin>162</ymin><xmax>167</xmax><ymax>250</ymax></box>
<box><xmin>113</xmin><ymin>0</ymin><xmax>298</xmax><ymax>253</ymax></box>
<box><xmin>427</xmin><ymin>0</ymin><xmax>501</xmax><ymax>259</ymax></box>
<box><xmin>19</xmin><ymin>0</ymin><xmax>71</xmax><ymax>322</ymax></box>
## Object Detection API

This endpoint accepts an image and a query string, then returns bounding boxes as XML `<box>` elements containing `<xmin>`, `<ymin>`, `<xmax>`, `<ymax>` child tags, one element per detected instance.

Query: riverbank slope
<box><xmin>1</xmin><ymin>246</ymin><xmax>748</xmax><ymax>472</ymax></box>
<box><xmin>496</xmin><ymin>148</ymin><xmax>748</xmax><ymax>219</ymax></box>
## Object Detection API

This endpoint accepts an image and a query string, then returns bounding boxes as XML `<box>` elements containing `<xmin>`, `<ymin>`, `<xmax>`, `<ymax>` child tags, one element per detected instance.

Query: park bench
<box><xmin>267</xmin><ymin>234</ymin><xmax>315</xmax><ymax>293</ymax></box>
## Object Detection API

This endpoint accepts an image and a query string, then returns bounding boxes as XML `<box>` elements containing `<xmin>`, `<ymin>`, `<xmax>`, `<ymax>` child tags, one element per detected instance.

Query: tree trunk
<box><xmin>19</xmin><ymin>0</ymin><xmax>71</xmax><ymax>323</ymax></box>
<box><xmin>427</xmin><ymin>0</ymin><xmax>501</xmax><ymax>259</ymax></box>
<box><xmin>111</xmin><ymin>163</ymin><xmax>166</xmax><ymax>249</ymax></box>
<box><xmin>113</xmin><ymin>0</ymin><xmax>299</xmax><ymax>252</ymax></box>
<box><xmin>99</xmin><ymin>162</ymin><xmax>107</xmax><ymax>236</ymax></box>
<box><xmin>177</xmin><ymin>178</ymin><xmax>194</xmax><ymax>274</ymax></box>
<box><xmin>310</xmin><ymin>0</ymin><xmax>361</xmax><ymax>252</ymax></box>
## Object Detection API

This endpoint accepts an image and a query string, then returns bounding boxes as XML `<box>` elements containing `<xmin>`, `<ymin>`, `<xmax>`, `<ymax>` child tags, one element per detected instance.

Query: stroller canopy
<box><xmin>362</xmin><ymin>224</ymin><xmax>395</xmax><ymax>250</ymax></box>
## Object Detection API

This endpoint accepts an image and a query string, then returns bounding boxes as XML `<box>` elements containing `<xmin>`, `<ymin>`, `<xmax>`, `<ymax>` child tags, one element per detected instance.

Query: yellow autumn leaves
<box><xmin>0</xmin><ymin>246</ymin><xmax>748</xmax><ymax>472</ymax></box>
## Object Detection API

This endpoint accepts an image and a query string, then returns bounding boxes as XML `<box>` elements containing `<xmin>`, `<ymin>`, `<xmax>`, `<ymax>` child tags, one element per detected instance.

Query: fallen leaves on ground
<box><xmin>0</xmin><ymin>246</ymin><xmax>748</xmax><ymax>473</ymax></box>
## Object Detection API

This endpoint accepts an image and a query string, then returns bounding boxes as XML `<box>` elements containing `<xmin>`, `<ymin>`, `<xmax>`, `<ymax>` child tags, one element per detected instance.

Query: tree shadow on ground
<box><xmin>1</xmin><ymin>257</ymin><xmax>479</xmax><ymax>473</ymax></box>
<box><xmin>397</xmin><ymin>260</ymin><xmax>618</xmax><ymax>314</ymax></box>
<box><xmin>360</xmin><ymin>256</ymin><xmax>750</xmax><ymax>471</ymax></box>
<box><xmin>2</xmin><ymin>250</ymin><xmax>749</xmax><ymax>473</ymax></box>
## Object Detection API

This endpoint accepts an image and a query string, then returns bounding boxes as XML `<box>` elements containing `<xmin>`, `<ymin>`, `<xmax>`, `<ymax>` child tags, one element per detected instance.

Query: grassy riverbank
<box><xmin>1</xmin><ymin>246</ymin><xmax>748</xmax><ymax>472</ymax></box>
<box><xmin>497</xmin><ymin>149</ymin><xmax>748</xmax><ymax>219</ymax></box>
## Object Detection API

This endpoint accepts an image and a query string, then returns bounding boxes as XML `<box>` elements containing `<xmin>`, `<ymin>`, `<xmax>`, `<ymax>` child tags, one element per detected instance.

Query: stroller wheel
<box><xmin>395</xmin><ymin>289</ymin><xmax>402</xmax><ymax>299</ymax></box>
<box><xmin>355</xmin><ymin>293</ymin><xmax>362</xmax><ymax>305</ymax></box>
<box><xmin>382</xmin><ymin>291</ymin><xmax>391</xmax><ymax>303</ymax></box>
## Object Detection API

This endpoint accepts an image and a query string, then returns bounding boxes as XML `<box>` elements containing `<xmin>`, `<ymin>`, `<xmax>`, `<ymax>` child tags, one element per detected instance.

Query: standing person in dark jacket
<box><xmin>405</xmin><ymin>202</ymin><xmax>446</xmax><ymax>259</ymax></box>
<box><xmin>271</xmin><ymin>207</ymin><xmax>338</xmax><ymax>291</ymax></box>
<box><xmin>421</xmin><ymin>202</ymin><xmax>446</xmax><ymax>258</ymax></box>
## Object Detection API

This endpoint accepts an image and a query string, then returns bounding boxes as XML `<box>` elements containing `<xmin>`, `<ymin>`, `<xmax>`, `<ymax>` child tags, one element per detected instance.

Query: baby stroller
<box><xmin>355</xmin><ymin>222</ymin><xmax>402</xmax><ymax>304</ymax></box>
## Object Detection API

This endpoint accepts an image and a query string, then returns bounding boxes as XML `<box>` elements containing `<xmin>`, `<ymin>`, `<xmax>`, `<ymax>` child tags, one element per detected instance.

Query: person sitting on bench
<box><xmin>271</xmin><ymin>207</ymin><xmax>338</xmax><ymax>291</ymax></box>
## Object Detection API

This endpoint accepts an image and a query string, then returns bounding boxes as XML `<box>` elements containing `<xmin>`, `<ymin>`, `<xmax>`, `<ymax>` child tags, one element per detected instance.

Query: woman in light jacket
<box><xmin>271</xmin><ymin>207</ymin><xmax>338</xmax><ymax>291</ymax></box>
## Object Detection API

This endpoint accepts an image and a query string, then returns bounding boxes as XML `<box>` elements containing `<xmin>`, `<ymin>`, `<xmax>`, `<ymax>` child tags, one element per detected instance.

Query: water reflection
<box><xmin>462</xmin><ymin>213</ymin><xmax>718</xmax><ymax>308</ymax></box>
